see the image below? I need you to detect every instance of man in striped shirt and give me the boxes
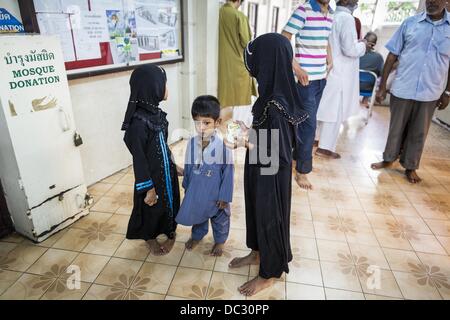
[282,0,334,190]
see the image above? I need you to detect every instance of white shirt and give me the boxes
[317,6,366,123]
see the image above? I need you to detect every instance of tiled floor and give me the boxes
[1,106,450,300]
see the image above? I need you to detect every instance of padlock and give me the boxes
[74,132,83,147]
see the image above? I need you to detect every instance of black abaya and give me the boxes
[244,102,297,279]
[124,108,180,241]
[121,65,180,241]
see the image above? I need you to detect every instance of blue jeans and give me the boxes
[296,79,327,174]
[191,207,230,244]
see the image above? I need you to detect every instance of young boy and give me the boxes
[176,95,234,256]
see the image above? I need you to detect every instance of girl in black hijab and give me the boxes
[122,64,180,256]
[228,33,308,296]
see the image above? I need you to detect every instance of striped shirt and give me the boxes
[283,0,334,81]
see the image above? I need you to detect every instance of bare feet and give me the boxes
[229,250,260,268]
[210,243,225,257]
[371,161,393,170]
[185,238,200,251]
[147,240,164,256]
[160,237,176,255]
[238,276,274,296]
[295,173,313,190]
[405,169,422,184]
[315,148,341,159]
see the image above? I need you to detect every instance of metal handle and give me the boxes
[59,108,70,132]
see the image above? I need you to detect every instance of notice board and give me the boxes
[19,0,184,78]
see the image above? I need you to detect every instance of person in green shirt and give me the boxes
[218,0,257,130]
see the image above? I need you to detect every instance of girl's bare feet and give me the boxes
[185,238,200,251]
[315,148,341,159]
[371,160,393,170]
[160,237,176,255]
[238,276,274,296]
[229,250,259,268]
[210,243,225,257]
[405,169,422,184]
[147,240,164,256]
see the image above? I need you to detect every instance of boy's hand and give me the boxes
[224,136,255,150]
[144,188,158,207]
[176,165,184,176]
[216,201,228,210]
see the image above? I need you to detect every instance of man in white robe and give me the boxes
[315,0,371,158]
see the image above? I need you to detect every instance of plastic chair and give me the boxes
[359,69,378,125]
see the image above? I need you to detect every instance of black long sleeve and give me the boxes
[124,120,155,194]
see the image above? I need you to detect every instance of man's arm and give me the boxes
[238,14,252,49]
[282,30,309,86]
[326,41,333,75]
[437,65,450,110]
[376,52,398,103]
[339,17,368,58]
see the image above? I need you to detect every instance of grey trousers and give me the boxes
[383,95,437,170]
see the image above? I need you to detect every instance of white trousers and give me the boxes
[318,104,343,152]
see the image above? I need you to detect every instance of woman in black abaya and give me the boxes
[228,33,308,296]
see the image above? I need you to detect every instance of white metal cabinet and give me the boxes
[0,35,90,242]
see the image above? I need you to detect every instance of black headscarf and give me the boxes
[244,33,308,125]
[121,64,167,131]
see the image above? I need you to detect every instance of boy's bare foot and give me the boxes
[185,238,200,251]
[315,148,341,159]
[238,276,274,296]
[295,173,313,190]
[210,243,225,257]
[371,161,393,170]
[405,169,422,184]
[147,240,164,256]
[229,250,259,268]
[160,237,176,255]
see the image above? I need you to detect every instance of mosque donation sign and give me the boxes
[0,35,89,242]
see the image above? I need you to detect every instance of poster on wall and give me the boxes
[70,11,109,60]
[36,13,76,62]
[0,7,24,33]
[32,0,182,75]
[106,8,138,64]
[135,0,179,55]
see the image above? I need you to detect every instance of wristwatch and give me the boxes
[444,90,450,97]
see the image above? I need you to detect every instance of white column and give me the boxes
[417,0,425,12]
[178,0,220,136]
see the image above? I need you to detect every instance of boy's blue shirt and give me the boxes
[176,131,234,226]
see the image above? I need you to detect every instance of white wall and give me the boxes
[242,0,292,35]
